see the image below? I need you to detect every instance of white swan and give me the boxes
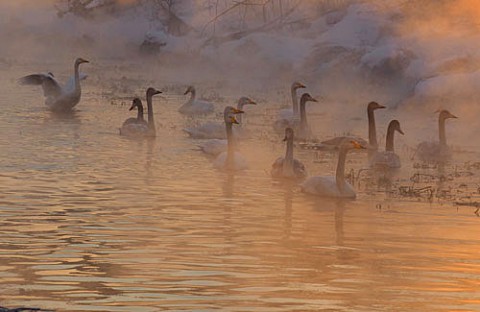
[119,87,162,138]
[296,93,318,141]
[320,101,385,153]
[19,58,89,112]
[179,86,214,116]
[213,106,248,171]
[301,140,365,199]
[271,127,307,179]
[370,120,404,169]
[273,81,306,133]
[416,110,457,163]
[119,98,148,136]
[185,97,256,139]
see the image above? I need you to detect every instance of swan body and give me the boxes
[320,101,385,152]
[20,58,89,112]
[417,110,457,164]
[301,140,365,199]
[185,97,256,139]
[119,87,162,138]
[213,106,248,171]
[271,128,307,179]
[273,82,306,134]
[120,98,149,136]
[370,120,404,169]
[199,139,228,157]
[179,86,214,116]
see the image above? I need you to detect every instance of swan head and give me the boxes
[129,98,142,111]
[237,97,256,109]
[224,106,244,124]
[75,58,89,66]
[300,93,317,104]
[438,109,457,120]
[367,101,386,111]
[283,127,294,141]
[184,86,195,95]
[389,119,404,135]
[292,81,306,90]
[146,87,162,97]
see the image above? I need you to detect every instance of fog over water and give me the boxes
[1,1,480,311]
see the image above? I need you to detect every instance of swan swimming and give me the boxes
[185,97,256,140]
[320,101,385,153]
[120,98,148,136]
[19,58,89,112]
[271,127,307,179]
[213,106,248,171]
[273,81,306,133]
[119,87,162,138]
[179,86,214,116]
[370,120,404,169]
[416,110,457,164]
[301,140,365,199]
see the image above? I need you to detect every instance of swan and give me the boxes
[185,97,256,139]
[416,110,457,163]
[19,58,89,112]
[119,98,148,136]
[179,86,214,116]
[301,140,365,199]
[320,101,385,152]
[271,127,307,179]
[296,93,318,141]
[370,120,404,169]
[119,87,162,138]
[213,106,248,171]
[273,81,306,133]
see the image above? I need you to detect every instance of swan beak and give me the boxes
[299,83,306,88]
[129,104,135,111]
[378,104,386,109]
[311,97,318,102]
[80,59,89,64]
[450,113,458,119]
[398,128,405,135]
[351,140,366,149]
[154,90,162,95]
[249,99,257,105]
[230,116,239,124]
[233,108,244,114]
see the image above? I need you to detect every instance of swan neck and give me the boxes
[385,125,396,152]
[291,88,299,115]
[137,105,144,121]
[336,147,348,193]
[439,117,447,146]
[299,98,308,129]
[368,107,377,148]
[236,103,244,124]
[147,95,155,135]
[285,137,294,164]
[74,62,80,90]
[189,89,196,101]
[226,122,234,169]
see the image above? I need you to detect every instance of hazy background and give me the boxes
[1,0,479,147]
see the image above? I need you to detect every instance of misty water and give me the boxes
[0,59,480,312]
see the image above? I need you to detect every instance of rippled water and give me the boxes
[1,61,480,312]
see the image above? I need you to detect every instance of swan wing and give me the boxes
[19,73,62,98]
